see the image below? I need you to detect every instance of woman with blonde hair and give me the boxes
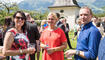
[40,12,67,60]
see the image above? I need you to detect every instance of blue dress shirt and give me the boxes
[98,37,105,60]
[75,22,102,60]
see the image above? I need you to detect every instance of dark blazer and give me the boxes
[26,22,40,43]
[26,21,40,60]
[56,21,65,33]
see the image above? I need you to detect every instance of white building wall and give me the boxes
[49,7,80,30]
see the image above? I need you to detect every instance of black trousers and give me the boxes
[0,38,3,46]
[30,54,35,60]
[30,44,37,60]
[65,33,72,49]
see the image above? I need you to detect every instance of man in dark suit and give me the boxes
[56,13,65,32]
[26,21,40,60]
[61,18,72,49]
[25,13,40,60]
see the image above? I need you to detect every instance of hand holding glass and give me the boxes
[67,54,72,60]
[28,43,35,48]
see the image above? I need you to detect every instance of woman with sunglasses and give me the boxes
[2,11,35,60]
[40,12,67,60]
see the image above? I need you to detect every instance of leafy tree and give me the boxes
[93,6,105,17]
[0,2,19,25]
[0,2,49,26]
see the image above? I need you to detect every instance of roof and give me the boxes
[49,0,80,8]
[48,5,80,8]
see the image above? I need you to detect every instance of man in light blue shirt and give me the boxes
[98,37,105,60]
[65,6,101,60]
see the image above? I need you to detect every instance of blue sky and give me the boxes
[1,0,105,11]
[77,0,96,4]
[0,0,24,4]
[1,0,105,5]
[0,0,98,4]
[0,0,54,3]
[1,0,105,13]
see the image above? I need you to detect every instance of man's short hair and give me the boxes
[56,13,60,19]
[81,6,93,15]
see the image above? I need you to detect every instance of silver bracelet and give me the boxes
[76,50,80,55]
[27,48,29,52]
[19,49,23,53]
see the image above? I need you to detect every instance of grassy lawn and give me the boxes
[64,30,77,60]
[36,30,77,60]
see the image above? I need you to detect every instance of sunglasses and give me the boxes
[30,21,34,23]
[15,16,25,20]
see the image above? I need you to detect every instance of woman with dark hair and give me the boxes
[2,11,35,60]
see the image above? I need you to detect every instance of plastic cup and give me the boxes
[67,57,72,60]
[28,43,35,48]
[0,46,3,53]
[67,55,72,60]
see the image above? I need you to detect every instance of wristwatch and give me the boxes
[76,50,80,55]
[53,48,57,51]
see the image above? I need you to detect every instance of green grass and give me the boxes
[69,30,77,48]
[64,31,77,60]
[36,31,77,60]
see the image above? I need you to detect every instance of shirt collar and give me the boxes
[81,21,93,31]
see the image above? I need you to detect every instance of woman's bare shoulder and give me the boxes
[7,28,16,32]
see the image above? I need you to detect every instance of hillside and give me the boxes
[18,0,105,13]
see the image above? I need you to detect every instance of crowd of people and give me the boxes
[0,6,105,60]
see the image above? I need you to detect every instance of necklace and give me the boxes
[47,26,57,31]
[15,27,23,33]
[47,27,57,36]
